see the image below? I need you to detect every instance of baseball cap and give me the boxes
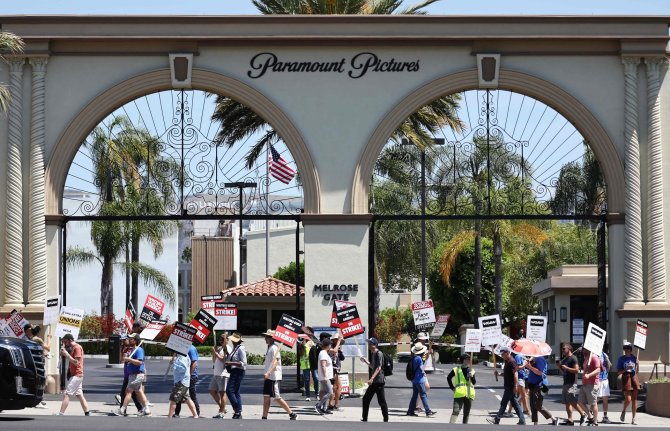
[366,337,379,346]
[498,346,512,354]
[623,342,633,349]
[62,334,74,341]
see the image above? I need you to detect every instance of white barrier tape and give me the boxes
[377,342,464,347]
[75,338,166,345]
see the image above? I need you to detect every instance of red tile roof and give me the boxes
[222,277,305,297]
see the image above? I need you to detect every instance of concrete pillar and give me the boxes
[608,222,625,352]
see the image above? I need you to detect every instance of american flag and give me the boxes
[268,145,296,184]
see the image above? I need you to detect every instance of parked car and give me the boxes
[0,336,46,410]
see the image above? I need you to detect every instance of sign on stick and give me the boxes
[330,300,355,328]
[273,314,304,348]
[583,322,606,355]
[412,300,436,331]
[526,315,548,342]
[213,303,238,330]
[478,314,502,347]
[139,319,167,340]
[336,305,365,339]
[55,307,84,339]
[633,319,648,350]
[138,295,165,326]
[189,309,217,343]
[431,314,450,339]
[465,329,482,353]
[166,322,196,356]
[43,296,60,326]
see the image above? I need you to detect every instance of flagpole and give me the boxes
[265,142,270,277]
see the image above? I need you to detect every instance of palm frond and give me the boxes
[439,230,475,286]
[119,261,176,306]
[0,85,10,113]
[0,32,25,61]
[66,247,102,267]
[397,0,441,15]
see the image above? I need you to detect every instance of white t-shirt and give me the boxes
[213,345,230,377]
[264,344,282,381]
[318,349,333,381]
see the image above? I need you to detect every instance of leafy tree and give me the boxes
[0,32,24,112]
[272,261,305,287]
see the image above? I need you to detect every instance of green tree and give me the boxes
[272,261,305,287]
[0,32,24,112]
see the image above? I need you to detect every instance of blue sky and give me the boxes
[2,0,668,15]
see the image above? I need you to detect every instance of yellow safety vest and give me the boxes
[299,345,311,370]
[453,366,476,400]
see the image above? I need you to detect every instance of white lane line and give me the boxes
[488,389,496,393]
[495,395,502,401]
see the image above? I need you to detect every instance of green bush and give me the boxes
[144,343,170,357]
[196,346,212,357]
[247,353,264,365]
[280,350,296,365]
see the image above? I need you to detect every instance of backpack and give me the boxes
[308,345,320,370]
[382,351,394,376]
[405,359,415,381]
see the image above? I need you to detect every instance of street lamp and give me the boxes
[400,137,445,300]
[225,181,257,285]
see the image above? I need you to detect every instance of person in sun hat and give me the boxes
[360,337,389,422]
[260,329,297,420]
[225,332,247,419]
[406,342,436,418]
[487,346,526,425]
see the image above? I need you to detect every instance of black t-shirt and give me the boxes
[503,356,518,389]
[561,354,578,385]
[371,350,385,384]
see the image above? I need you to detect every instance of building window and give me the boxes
[238,310,267,335]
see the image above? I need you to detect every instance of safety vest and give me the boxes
[299,345,311,370]
[453,366,476,400]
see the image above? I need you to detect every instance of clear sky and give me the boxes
[2,0,668,15]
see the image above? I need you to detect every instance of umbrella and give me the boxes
[510,339,552,357]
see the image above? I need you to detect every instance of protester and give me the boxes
[413,332,433,413]
[298,338,315,401]
[115,336,143,414]
[577,347,602,426]
[112,334,151,416]
[225,332,247,419]
[168,353,199,419]
[209,332,230,418]
[360,337,389,422]
[24,324,50,409]
[328,336,345,412]
[617,343,640,425]
[315,338,334,415]
[261,329,298,420]
[307,331,322,401]
[406,342,436,417]
[507,352,529,417]
[54,334,90,416]
[174,343,200,417]
[599,349,613,424]
[488,346,525,425]
[525,355,558,425]
[447,354,476,424]
[556,342,587,425]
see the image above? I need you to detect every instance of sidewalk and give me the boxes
[8,400,670,427]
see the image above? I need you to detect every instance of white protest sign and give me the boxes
[411,300,436,331]
[140,319,167,341]
[4,310,29,338]
[431,314,450,339]
[465,328,482,353]
[526,315,548,342]
[478,314,502,347]
[43,296,61,326]
[0,319,13,337]
[583,322,606,355]
[54,307,84,339]
[213,303,238,330]
[166,322,196,356]
[633,319,648,350]
[489,334,514,356]
[339,373,351,395]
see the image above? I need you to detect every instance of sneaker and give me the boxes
[486,418,500,425]
[360,419,367,422]
[315,405,323,415]
[53,412,64,416]
[579,415,586,426]
[84,411,90,416]
[35,402,48,409]
[332,407,344,412]
[406,412,418,417]
[262,417,268,420]
[551,418,559,426]
[212,413,224,419]
[517,421,526,425]
[191,416,199,419]
[115,394,121,405]
[415,407,424,413]
[426,410,437,417]
[620,412,625,422]
[503,412,514,418]
[631,419,637,425]
[289,413,298,420]
[305,397,311,401]
[110,408,123,416]
[139,409,152,417]
[172,414,180,418]
[147,403,154,407]
[559,420,574,426]
[601,416,611,424]
[323,409,333,415]
[232,413,242,419]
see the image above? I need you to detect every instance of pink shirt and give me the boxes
[582,353,601,385]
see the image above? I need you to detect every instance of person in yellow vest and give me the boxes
[298,338,316,401]
[447,353,476,424]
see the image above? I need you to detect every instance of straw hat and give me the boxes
[412,342,428,356]
[417,332,429,341]
[229,332,242,343]
[261,329,276,337]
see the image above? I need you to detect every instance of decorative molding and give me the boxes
[476,54,500,89]
[621,56,644,303]
[44,215,67,226]
[28,57,49,306]
[301,214,373,225]
[645,56,667,303]
[169,53,193,89]
[606,212,625,226]
[5,58,25,306]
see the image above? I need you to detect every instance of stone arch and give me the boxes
[45,68,321,215]
[352,69,624,214]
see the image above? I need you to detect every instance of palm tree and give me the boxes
[212,0,456,169]
[0,32,24,112]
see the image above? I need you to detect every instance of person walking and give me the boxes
[448,354,476,424]
[112,334,151,416]
[298,338,315,401]
[578,347,602,426]
[307,332,321,401]
[315,338,334,415]
[360,337,389,422]
[168,353,199,419]
[54,334,90,416]
[328,337,345,412]
[115,336,143,413]
[225,332,247,419]
[507,352,529,417]
[599,349,612,424]
[174,344,200,417]
[406,342,436,417]
[617,343,640,425]
[209,332,230,418]
[488,346,525,425]
[525,355,558,425]
[556,342,587,425]
[24,324,50,409]
[261,329,298,420]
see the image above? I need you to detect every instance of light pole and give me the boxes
[225,181,257,285]
[401,138,444,301]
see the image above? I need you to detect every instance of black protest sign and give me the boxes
[189,309,217,343]
[273,314,303,348]
[336,305,364,338]
[166,322,197,356]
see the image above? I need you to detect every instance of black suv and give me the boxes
[0,336,46,410]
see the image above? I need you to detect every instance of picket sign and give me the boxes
[411,300,436,331]
[430,314,451,339]
[166,322,196,356]
[55,307,85,339]
[273,314,304,348]
[43,296,60,326]
[478,315,502,347]
[138,295,165,326]
[465,329,482,353]
[633,319,648,350]
[583,322,606,356]
[526,315,548,343]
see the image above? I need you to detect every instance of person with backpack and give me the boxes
[360,337,389,422]
[405,342,436,417]
[525,355,558,425]
[599,349,612,424]
[447,354,476,424]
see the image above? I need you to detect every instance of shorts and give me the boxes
[598,379,610,397]
[127,373,145,391]
[65,376,84,396]
[169,383,190,403]
[208,375,228,392]
[579,383,600,406]
[518,379,526,388]
[561,383,579,404]
[263,379,281,399]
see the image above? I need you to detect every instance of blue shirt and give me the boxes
[515,354,528,379]
[617,354,637,375]
[126,346,145,374]
[173,354,191,386]
[527,356,547,385]
[411,355,426,384]
[187,345,199,378]
[599,352,609,380]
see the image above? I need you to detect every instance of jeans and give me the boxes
[317,379,332,411]
[226,368,245,414]
[311,370,319,395]
[408,381,431,413]
[175,375,199,416]
[362,383,388,422]
[528,383,552,423]
[496,387,525,423]
[450,397,472,424]
[302,370,313,397]
[120,375,142,411]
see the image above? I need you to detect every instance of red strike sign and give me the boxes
[144,295,165,314]
[273,314,304,348]
[336,305,364,339]
[330,300,355,328]
[189,309,217,343]
[124,309,134,332]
